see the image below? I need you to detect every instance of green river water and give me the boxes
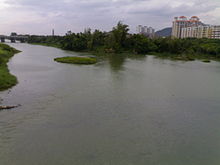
[0,43,220,165]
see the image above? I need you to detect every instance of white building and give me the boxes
[172,16,220,39]
[181,25,211,39]
[136,25,143,34]
[136,25,155,37]
[172,16,203,38]
[211,26,220,39]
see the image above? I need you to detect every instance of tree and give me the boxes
[88,30,106,50]
[107,21,130,52]
[131,34,157,54]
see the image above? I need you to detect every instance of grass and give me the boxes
[202,59,211,63]
[54,56,97,65]
[0,43,20,91]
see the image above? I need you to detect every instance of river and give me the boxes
[0,43,220,165]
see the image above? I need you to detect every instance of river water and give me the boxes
[0,43,220,165]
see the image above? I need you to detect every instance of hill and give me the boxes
[155,27,172,37]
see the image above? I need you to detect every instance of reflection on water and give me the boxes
[108,54,126,71]
[108,53,146,72]
[0,43,220,165]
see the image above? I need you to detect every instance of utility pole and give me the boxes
[52,29,55,36]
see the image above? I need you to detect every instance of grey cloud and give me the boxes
[1,0,220,35]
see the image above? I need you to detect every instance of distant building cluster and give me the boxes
[172,16,220,39]
[136,25,155,38]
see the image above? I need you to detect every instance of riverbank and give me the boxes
[93,48,218,62]
[31,43,61,49]
[27,22,220,62]
[29,42,220,62]
[0,43,20,91]
[150,52,218,62]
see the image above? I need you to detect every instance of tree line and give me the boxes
[28,22,220,59]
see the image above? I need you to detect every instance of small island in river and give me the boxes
[54,56,97,65]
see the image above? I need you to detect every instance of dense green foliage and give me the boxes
[27,22,220,60]
[54,56,97,65]
[0,43,20,91]
[28,35,63,48]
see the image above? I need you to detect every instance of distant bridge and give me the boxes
[0,35,29,43]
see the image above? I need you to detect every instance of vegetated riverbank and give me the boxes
[150,52,215,62]
[33,42,218,63]
[27,22,220,62]
[54,56,97,64]
[0,43,20,91]
[31,42,61,49]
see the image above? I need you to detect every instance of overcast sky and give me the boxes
[0,0,219,35]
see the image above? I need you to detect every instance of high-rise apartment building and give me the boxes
[172,16,220,39]
[181,25,212,39]
[172,16,203,38]
[172,16,188,38]
[136,25,155,37]
[136,25,143,34]
[211,26,220,39]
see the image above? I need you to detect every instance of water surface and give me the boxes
[0,43,220,165]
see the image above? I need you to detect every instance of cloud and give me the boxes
[0,0,219,35]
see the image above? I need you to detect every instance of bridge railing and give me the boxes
[0,35,29,43]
